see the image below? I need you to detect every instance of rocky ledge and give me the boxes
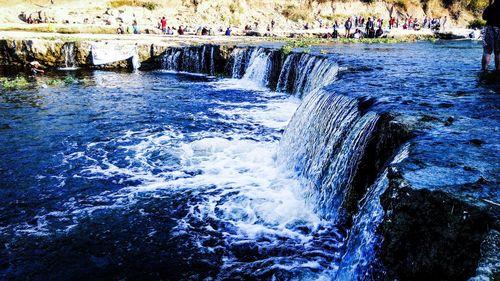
[379,159,499,281]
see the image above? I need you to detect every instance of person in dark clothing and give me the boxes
[177,26,184,35]
[482,0,500,70]
[332,26,339,38]
[344,18,352,38]
[375,26,383,37]
[365,17,374,35]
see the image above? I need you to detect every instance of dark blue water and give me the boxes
[0,40,498,280]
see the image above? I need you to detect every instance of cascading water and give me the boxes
[60,42,77,70]
[277,89,379,222]
[240,48,272,87]
[276,53,339,98]
[231,47,253,78]
[336,144,410,280]
[231,47,407,279]
[161,45,216,75]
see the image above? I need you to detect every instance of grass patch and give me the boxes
[277,35,428,56]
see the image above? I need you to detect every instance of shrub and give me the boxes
[280,45,293,55]
[142,2,159,10]
[109,0,159,10]
[109,0,135,8]
[229,16,241,26]
[229,2,239,13]
[282,5,311,22]
[466,0,489,13]
[394,0,410,10]
[468,18,486,29]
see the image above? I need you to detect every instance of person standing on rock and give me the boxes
[132,20,140,34]
[161,17,167,34]
[482,0,500,71]
[441,16,447,31]
[344,18,352,38]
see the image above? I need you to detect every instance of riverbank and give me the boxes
[0,29,445,71]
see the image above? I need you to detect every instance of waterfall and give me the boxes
[277,89,380,223]
[162,49,181,71]
[276,53,339,98]
[231,48,252,78]
[226,46,408,278]
[336,144,410,280]
[161,45,216,75]
[60,42,77,70]
[209,46,215,76]
[241,48,272,86]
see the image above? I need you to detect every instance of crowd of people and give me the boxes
[329,14,449,39]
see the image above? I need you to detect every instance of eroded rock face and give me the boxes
[0,39,235,71]
[0,39,66,67]
[380,168,498,281]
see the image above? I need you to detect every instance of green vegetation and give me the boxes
[394,0,410,10]
[280,45,293,55]
[0,76,30,90]
[109,0,136,8]
[0,75,78,91]
[109,0,159,10]
[466,0,489,13]
[142,2,159,10]
[282,5,312,22]
[468,18,486,29]
[278,36,421,55]
[63,75,78,84]
[229,1,244,14]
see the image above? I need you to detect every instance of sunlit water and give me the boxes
[0,40,498,280]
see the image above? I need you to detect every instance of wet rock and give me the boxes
[469,230,500,281]
[418,114,441,123]
[464,166,476,171]
[342,113,413,226]
[469,139,484,147]
[380,172,498,281]
[439,102,454,108]
[444,116,455,126]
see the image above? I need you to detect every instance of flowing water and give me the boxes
[59,42,78,71]
[0,40,497,280]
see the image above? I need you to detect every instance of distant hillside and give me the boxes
[0,0,487,29]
